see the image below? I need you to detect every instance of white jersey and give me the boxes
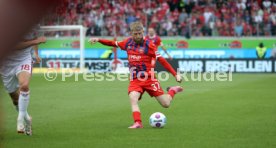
[0,28,38,93]
[2,27,37,66]
[0,49,33,93]
[4,47,32,65]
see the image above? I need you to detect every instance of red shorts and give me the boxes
[128,78,164,98]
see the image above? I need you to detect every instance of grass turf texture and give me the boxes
[1,74,276,148]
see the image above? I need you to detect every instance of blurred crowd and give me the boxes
[42,0,276,37]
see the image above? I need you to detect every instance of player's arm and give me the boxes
[14,37,46,50]
[149,42,181,83]
[89,37,127,50]
[33,44,41,63]
[157,56,182,83]
[89,38,117,47]
[160,42,172,60]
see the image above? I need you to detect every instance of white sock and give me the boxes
[25,112,31,120]
[15,105,30,119]
[18,91,30,121]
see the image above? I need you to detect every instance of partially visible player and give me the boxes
[0,29,46,135]
[89,21,183,129]
[145,27,172,60]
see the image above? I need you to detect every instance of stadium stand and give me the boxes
[41,0,276,37]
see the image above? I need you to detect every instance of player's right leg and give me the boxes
[0,69,25,133]
[1,69,19,110]
[128,91,143,129]
[9,91,24,134]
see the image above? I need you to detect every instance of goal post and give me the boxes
[39,25,85,72]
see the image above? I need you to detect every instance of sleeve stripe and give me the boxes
[156,51,161,59]
[125,38,132,50]
[156,54,162,59]
[144,40,149,54]
[115,41,118,47]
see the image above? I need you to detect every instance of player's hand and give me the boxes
[35,56,41,63]
[89,38,99,44]
[36,37,47,44]
[175,74,182,83]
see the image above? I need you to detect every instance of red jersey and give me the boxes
[145,35,162,47]
[98,37,176,79]
[116,37,160,78]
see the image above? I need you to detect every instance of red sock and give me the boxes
[132,111,142,123]
[168,90,176,98]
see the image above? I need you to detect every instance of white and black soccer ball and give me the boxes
[149,112,166,128]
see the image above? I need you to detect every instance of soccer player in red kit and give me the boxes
[89,22,183,129]
[145,27,172,60]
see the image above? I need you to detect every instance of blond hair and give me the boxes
[130,21,144,32]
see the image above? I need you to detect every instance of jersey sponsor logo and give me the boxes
[129,55,141,60]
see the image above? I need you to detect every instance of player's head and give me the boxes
[259,42,264,48]
[148,27,155,37]
[130,21,144,44]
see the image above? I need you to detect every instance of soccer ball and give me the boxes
[149,112,166,128]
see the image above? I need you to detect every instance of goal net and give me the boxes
[35,25,86,73]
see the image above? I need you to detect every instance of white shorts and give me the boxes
[0,57,32,93]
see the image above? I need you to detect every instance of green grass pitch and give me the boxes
[1,73,276,148]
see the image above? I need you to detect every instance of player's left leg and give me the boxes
[155,86,183,108]
[155,94,172,108]
[9,90,19,111]
[146,78,183,108]
[17,71,32,135]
